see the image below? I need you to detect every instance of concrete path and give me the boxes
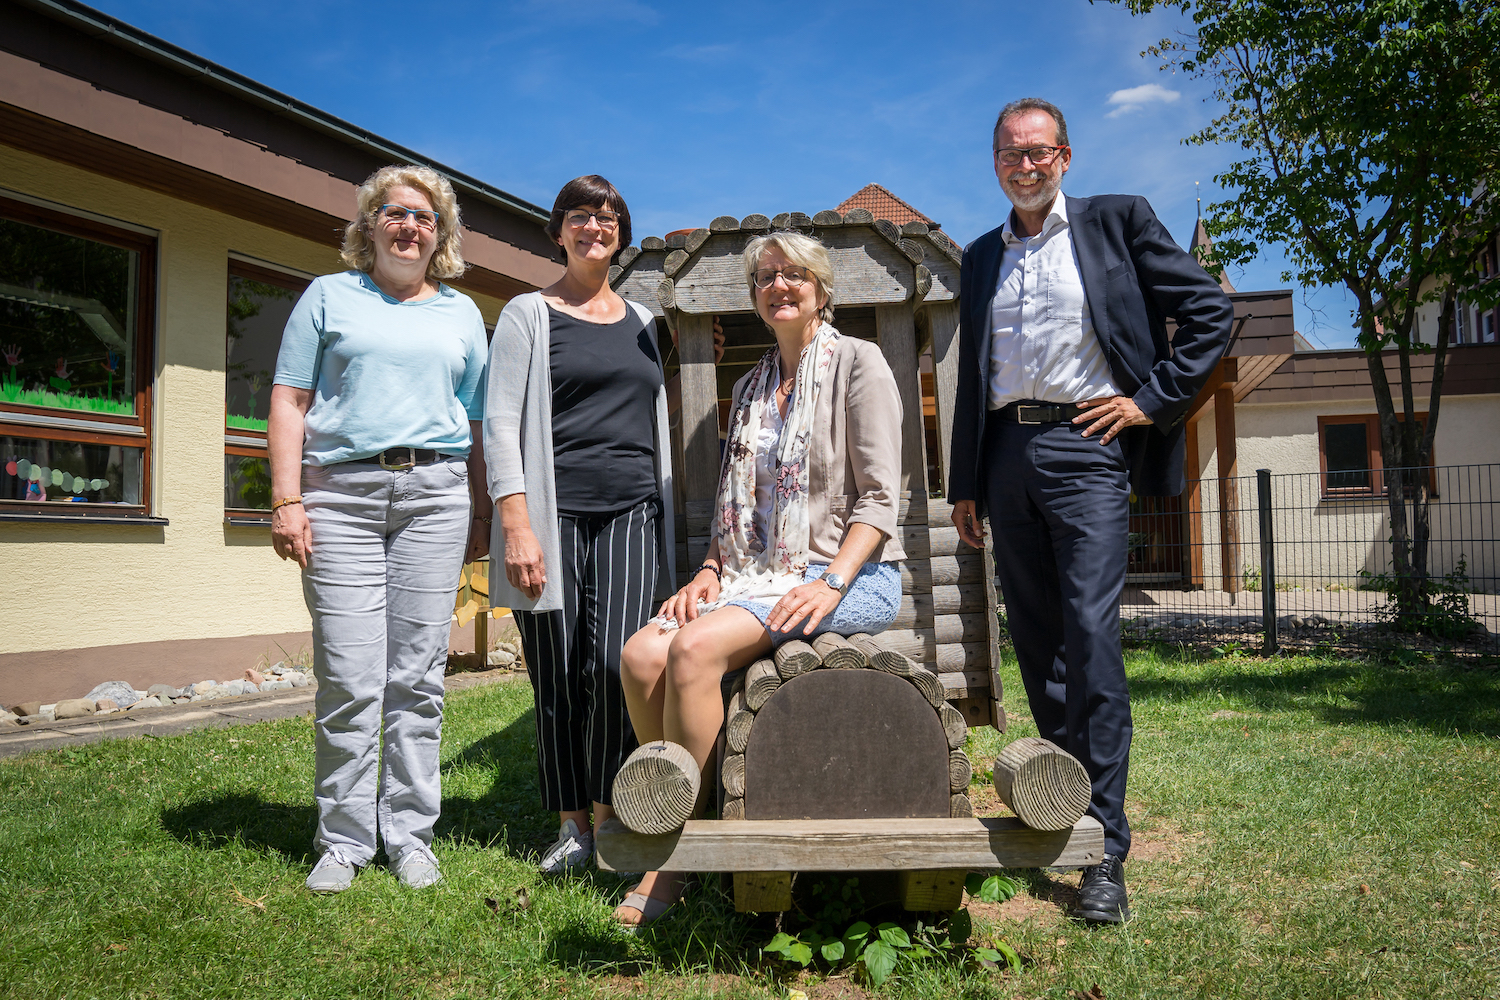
[0,668,522,759]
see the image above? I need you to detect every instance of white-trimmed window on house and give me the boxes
[0,193,156,519]
[224,257,310,521]
[1318,413,1435,499]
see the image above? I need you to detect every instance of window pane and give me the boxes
[1325,422,1370,490]
[226,274,300,431]
[2,436,143,505]
[0,218,137,415]
[224,453,271,510]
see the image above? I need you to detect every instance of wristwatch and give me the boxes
[822,572,848,597]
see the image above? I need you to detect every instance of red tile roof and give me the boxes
[837,183,940,229]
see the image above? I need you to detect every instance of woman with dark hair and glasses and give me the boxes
[483,175,720,875]
[269,164,491,894]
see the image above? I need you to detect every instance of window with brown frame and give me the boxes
[0,194,156,519]
[1318,413,1435,499]
[224,258,311,520]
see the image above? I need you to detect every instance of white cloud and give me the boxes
[1105,83,1181,118]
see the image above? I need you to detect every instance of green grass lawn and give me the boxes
[1,651,1497,999]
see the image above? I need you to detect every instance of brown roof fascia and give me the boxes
[1,0,561,277]
[1244,343,1500,403]
[0,51,559,294]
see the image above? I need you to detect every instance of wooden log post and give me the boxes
[613,740,702,835]
[734,871,792,913]
[725,688,755,754]
[811,633,867,670]
[949,748,973,793]
[897,869,966,912]
[875,303,928,496]
[721,797,745,820]
[992,736,1092,832]
[926,300,961,497]
[1215,386,1242,600]
[679,311,720,569]
[721,752,745,799]
[744,658,781,711]
[938,701,967,750]
[773,639,820,679]
[950,793,973,818]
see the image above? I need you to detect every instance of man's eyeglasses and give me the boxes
[994,145,1067,166]
[378,204,440,230]
[565,210,620,230]
[752,265,812,289]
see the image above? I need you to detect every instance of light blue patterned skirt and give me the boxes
[727,561,901,646]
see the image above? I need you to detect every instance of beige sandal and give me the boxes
[613,879,685,931]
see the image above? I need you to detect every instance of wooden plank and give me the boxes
[982,544,1004,732]
[612,250,667,316]
[745,671,950,820]
[897,555,984,590]
[1183,417,1206,588]
[889,610,991,643]
[952,696,995,729]
[594,815,1107,872]
[897,869,965,911]
[735,871,792,912]
[678,313,722,505]
[926,301,961,496]
[903,524,976,559]
[939,671,992,700]
[876,303,927,495]
[684,498,716,536]
[920,244,960,302]
[669,232,756,314]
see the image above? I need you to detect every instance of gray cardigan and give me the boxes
[483,291,676,613]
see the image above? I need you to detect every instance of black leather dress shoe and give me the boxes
[1071,853,1130,924]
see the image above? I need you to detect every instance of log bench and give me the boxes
[602,634,1101,913]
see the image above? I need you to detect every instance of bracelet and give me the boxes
[271,496,303,512]
[474,514,493,525]
[693,562,722,580]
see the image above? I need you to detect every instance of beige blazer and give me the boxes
[726,335,907,564]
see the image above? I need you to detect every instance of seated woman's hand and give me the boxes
[766,579,842,636]
[503,525,547,600]
[657,568,721,625]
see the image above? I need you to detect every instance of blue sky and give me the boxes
[93,0,1357,346]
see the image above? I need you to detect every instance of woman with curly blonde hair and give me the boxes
[268,164,492,894]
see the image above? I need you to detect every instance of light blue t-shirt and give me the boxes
[273,271,488,466]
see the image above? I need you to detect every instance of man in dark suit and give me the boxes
[949,98,1233,923]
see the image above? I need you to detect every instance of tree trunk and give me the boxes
[1364,340,1421,626]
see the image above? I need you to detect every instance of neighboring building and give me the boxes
[838,184,942,231]
[0,0,561,702]
[1150,224,1500,597]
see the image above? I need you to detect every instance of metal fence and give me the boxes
[1119,463,1500,655]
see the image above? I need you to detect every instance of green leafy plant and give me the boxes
[1358,556,1481,640]
[1243,566,1262,592]
[759,876,1022,987]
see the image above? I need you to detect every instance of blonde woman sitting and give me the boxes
[611,231,907,926]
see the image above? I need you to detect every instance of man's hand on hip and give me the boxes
[952,499,986,549]
[1074,395,1153,445]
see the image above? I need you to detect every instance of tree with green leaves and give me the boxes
[1113,0,1500,631]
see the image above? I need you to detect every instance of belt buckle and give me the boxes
[379,447,417,471]
[1015,405,1049,425]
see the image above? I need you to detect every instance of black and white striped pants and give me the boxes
[513,497,660,812]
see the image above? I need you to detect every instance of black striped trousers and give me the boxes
[513,497,660,812]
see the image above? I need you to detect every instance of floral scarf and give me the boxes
[651,322,841,628]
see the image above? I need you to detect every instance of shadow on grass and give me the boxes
[159,793,319,863]
[436,708,555,861]
[1129,646,1500,737]
[158,711,550,865]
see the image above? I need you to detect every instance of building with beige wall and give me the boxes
[0,0,561,703]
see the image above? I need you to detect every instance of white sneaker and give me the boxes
[306,846,359,893]
[539,819,593,875]
[393,844,442,889]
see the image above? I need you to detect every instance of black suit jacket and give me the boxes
[949,194,1234,508]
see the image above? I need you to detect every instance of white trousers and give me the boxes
[300,457,471,865]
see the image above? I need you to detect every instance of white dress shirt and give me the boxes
[987,192,1119,410]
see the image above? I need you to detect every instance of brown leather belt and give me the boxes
[997,401,1089,425]
[370,448,455,470]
